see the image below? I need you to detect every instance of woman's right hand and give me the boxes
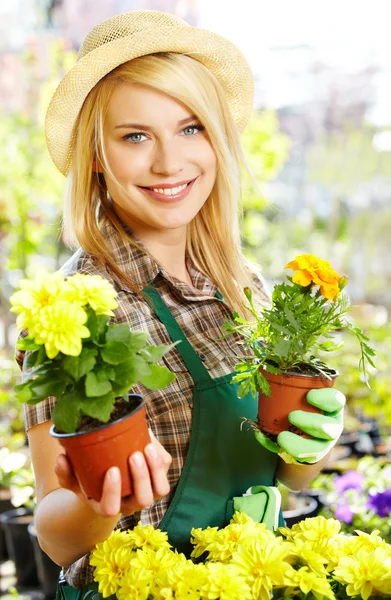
[54,428,172,518]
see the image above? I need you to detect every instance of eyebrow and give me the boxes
[113,115,199,131]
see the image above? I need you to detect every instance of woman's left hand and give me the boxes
[255,388,345,465]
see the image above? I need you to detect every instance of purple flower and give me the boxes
[334,470,365,494]
[367,490,391,518]
[334,502,354,524]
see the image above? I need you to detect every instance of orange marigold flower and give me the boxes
[285,254,341,300]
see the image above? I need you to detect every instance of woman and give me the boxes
[17,10,344,596]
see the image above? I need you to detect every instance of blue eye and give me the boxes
[123,132,146,143]
[182,124,205,136]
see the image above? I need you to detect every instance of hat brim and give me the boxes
[45,26,254,175]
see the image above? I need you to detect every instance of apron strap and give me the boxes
[142,284,214,385]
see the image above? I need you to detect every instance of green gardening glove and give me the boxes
[254,388,345,465]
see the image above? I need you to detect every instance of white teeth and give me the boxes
[151,183,188,195]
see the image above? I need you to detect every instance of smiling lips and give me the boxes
[138,177,197,202]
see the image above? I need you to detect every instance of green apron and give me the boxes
[56,285,283,600]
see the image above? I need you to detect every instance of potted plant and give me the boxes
[85,513,391,599]
[223,254,375,438]
[10,271,177,501]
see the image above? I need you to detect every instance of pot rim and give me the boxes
[50,393,145,439]
[263,367,339,380]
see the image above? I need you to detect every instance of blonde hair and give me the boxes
[64,53,267,316]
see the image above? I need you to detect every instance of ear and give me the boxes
[93,159,103,173]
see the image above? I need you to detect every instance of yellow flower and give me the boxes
[230,538,296,600]
[166,561,207,598]
[285,254,341,300]
[291,539,329,577]
[10,270,66,332]
[90,529,135,598]
[117,568,151,600]
[333,547,391,600]
[33,303,90,358]
[127,520,171,551]
[339,529,389,557]
[63,273,118,315]
[191,526,220,559]
[288,566,336,600]
[280,516,341,544]
[200,562,252,600]
[192,514,273,563]
[130,547,183,594]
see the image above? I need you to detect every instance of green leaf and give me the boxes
[85,370,112,397]
[142,342,179,363]
[62,347,98,382]
[100,340,130,365]
[52,392,82,433]
[14,381,34,403]
[17,338,41,351]
[128,331,149,353]
[273,340,291,359]
[30,372,68,401]
[81,391,115,423]
[111,356,150,395]
[86,311,109,343]
[105,323,132,345]
[24,346,48,369]
[138,364,176,390]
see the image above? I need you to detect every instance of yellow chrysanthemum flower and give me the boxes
[116,567,151,600]
[200,562,252,600]
[191,526,220,559]
[280,516,341,544]
[165,560,207,599]
[192,514,273,563]
[291,539,329,577]
[288,566,336,600]
[333,547,391,600]
[130,547,183,594]
[10,270,66,332]
[285,254,341,300]
[90,529,135,598]
[33,302,90,358]
[230,538,296,600]
[127,521,171,551]
[63,273,118,315]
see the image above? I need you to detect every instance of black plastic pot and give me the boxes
[0,507,39,587]
[28,521,61,599]
[282,494,318,528]
[0,487,13,560]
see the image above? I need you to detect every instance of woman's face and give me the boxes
[101,82,217,236]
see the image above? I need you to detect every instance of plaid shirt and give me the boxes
[16,219,268,589]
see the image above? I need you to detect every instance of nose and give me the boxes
[151,138,184,177]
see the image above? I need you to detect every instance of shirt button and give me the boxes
[199,353,206,361]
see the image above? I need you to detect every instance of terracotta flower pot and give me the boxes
[258,369,338,436]
[50,394,149,501]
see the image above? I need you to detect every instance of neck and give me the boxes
[132,225,192,285]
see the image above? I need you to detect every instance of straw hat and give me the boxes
[45,10,254,176]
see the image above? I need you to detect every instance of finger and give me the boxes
[288,410,344,441]
[54,454,79,492]
[129,452,154,509]
[306,388,346,412]
[278,431,335,463]
[254,429,279,453]
[97,467,122,518]
[144,443,171,498]
[149,429,172,468]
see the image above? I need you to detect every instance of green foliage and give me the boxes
[223,281,375,399]
[15,314,178,434]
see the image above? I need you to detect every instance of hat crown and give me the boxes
[78,10,190,61]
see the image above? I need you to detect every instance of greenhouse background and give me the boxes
[1,0,391,598]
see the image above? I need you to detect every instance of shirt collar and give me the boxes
[100,218,218,300]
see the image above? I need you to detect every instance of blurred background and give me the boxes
[1,1,391,597]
